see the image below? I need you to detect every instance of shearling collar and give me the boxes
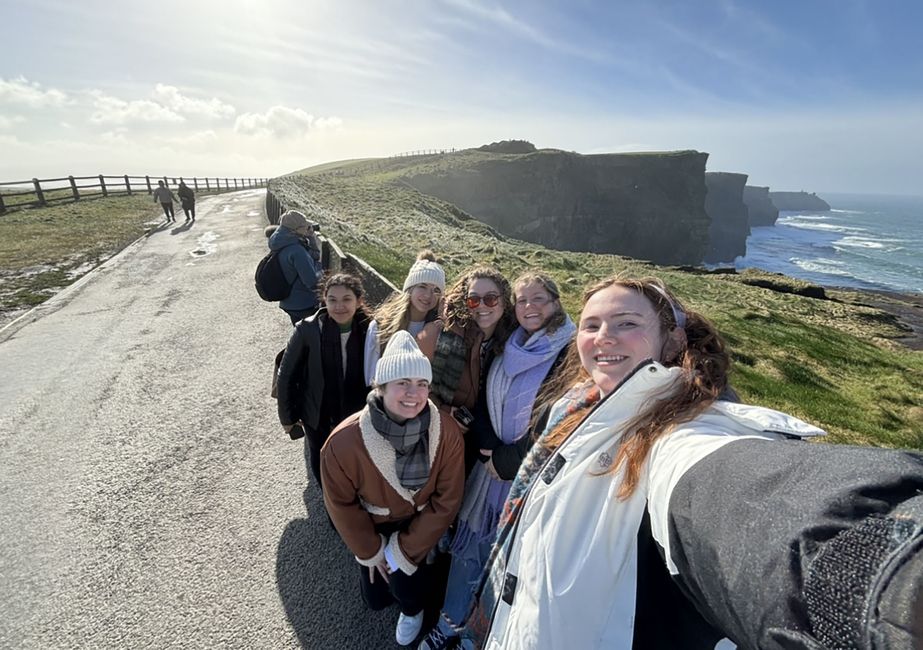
[358,400,442,505]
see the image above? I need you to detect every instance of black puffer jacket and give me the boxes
[276,307,371,435]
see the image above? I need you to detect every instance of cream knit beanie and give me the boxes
[374,330,432,385]
[402,259,446,292]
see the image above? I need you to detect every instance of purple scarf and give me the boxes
[451,317,576,559]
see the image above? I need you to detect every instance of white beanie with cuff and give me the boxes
[374,330,432,385]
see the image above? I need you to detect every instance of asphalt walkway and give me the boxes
[0,189,407,648]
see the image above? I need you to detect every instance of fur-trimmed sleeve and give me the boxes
[321,434,382,563]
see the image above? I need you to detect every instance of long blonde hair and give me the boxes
[540,275,730,499]
[373,250,441,352]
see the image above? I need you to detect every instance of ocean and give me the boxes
[736,193,923,295]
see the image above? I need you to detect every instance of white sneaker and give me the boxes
[396,611,424,646]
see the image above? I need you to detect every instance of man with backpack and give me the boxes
[268,210,320,324]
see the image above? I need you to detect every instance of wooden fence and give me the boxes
[0,174,269,214]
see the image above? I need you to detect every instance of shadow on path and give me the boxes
[276,486,451,649]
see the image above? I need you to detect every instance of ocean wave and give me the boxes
[780,220,867,235]
[834,236,886,250]
[830,209,865,215]
[778,214,830,221]
[791,258,852,277]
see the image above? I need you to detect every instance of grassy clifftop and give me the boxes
[273,153,923,448]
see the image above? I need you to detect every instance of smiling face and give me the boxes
[514,281,558,334]
[381,378,430,423]
[324,284,359,326]
[408,283,442,320]
[577,284,667,396]
[466,277,503,338]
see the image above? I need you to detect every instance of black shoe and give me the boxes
[418,626,458,650]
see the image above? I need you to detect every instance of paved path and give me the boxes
[0,190,406,648]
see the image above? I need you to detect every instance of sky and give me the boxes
[2,0,922,194]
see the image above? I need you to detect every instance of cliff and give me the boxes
[703,172,750,264]
[769,191,831,212]
[743,185,779,227]
[403,149,711,265]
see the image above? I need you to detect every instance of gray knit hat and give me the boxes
[374,330,432,385]
[402,259,446,292]
[280,210,310,233]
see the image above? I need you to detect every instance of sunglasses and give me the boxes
[466,293,501,309]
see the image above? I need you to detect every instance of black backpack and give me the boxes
[254,250,293,301]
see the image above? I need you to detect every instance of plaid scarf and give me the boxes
[366,393,432,491]
[429,328,469,405]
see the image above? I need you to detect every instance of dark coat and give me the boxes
[276,307,371,434]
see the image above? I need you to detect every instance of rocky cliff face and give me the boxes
[743,185,779,227]
[703,172,750,264]
[403,150,711,265]
[769,191,831,211]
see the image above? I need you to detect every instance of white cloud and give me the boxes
[234,105,342,138]
[0,114,26,129]
[89,91,184,125]
[100,127,130,145]
[151,84,236,119]
[0,76,69,107]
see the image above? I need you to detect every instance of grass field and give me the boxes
[0,195,163,318]
[277,154,923,449]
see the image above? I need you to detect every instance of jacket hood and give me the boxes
[268,225,302,251]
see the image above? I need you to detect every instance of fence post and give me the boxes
[69,176,80,201]
[33,178,46,206]
[163,176,168,187]
[146,175,152,194]
[0,192,5,214]
[193,177,198,191]
[205,178,210,191]
[224,178,229,190]
[124,174,132,195]
[99,175,108,197]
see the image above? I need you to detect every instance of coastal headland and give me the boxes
[273,146,922,449]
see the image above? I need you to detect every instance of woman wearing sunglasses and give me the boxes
[418,273,576,650]
[365,250,446,384]
[417,266,517,474]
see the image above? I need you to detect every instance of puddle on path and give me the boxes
[189,231,220,257]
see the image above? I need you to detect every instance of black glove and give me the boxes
[288,423,305,440]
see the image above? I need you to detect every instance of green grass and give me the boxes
[269,159,923,450]
[0,195,163,315]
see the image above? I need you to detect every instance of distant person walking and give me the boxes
[269,210,320,325]
[177,180,195,222]
[152,180,176,222]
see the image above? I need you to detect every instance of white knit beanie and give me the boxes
[402,259,446,292]
[374,330,432,385]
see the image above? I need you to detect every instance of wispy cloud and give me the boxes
[234,106,342,139]
[0,76,69,107]
[89,90,184,125]
[441,0,612,64]
[0,114,26,129]
[151,84,236,119]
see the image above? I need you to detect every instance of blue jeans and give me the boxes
[438,538,493,635]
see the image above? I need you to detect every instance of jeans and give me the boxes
[160,202,174,219]
[438,538,493,635]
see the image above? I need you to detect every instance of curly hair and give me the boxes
[442,265,517,355]
[512,272,567,334]
[320,273,364,301]
[540,275,731,499]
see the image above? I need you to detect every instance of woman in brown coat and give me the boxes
[321,330,465,646]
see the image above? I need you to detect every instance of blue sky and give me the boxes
[1,0,921,193]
